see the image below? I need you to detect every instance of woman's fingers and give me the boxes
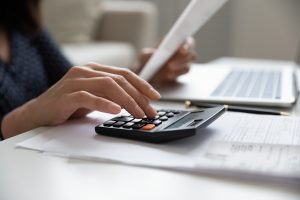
[85,63,161,100]
[159,37,196,82]
[110,75,157,117]
[90,73,157,117]
[166,64,191,81]
[63,68,157,118]
[67,91,122,115]
[67,77,149,118]
[172,48,197,64]
[174,37,196,57]
[99,79,146,118]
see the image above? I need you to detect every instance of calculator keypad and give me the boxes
[96,106,226,143]
[102,109,182,130]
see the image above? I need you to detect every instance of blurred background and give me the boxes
[42,0,300,67]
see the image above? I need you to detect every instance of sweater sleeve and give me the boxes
[0,67,34,141]
[0,67,12,140]
[0,65,4,140]
[32,30,73,86]
[0,30,73,140]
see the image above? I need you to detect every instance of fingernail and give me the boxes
[108,103,121,114]
[150,88,161,99]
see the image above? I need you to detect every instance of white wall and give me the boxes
[109,0,300,62]
[230,0,300,61]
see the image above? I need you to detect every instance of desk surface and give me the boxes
[1,60,300,200]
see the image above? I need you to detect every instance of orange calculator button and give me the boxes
[143,124,156,131]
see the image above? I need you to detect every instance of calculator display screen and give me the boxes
[165,113,201,130]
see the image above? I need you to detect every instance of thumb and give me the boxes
[140,47,156,66]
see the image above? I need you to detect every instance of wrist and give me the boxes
[1,98,41,139]
[23,98,43,128]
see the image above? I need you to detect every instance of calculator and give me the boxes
[95,106,225,143]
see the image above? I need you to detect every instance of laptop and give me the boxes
[155,47,300,108]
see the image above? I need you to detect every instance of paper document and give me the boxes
[139,0,228,81]
[17,112,300,182]
[214,112,300,145]
[198,142,300,179]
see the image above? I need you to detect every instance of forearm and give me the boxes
[1,99,39,139]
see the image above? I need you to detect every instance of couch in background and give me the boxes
[42,0,158,68]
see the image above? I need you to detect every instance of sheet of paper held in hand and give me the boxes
[139,0,228,81]
[17,112,300,183]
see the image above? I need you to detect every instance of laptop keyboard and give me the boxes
[211,70,282,99]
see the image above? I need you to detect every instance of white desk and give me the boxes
[0,99,300,200]
[2,56,300,200]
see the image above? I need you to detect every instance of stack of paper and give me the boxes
[17,111,300,183]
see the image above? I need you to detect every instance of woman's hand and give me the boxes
[1,63,161,138]
[138,37,197,84]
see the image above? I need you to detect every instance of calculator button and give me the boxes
[170,110,180,114]
[143,124,156,131]
[121,113,131,117]
[123,122,134,128]
[113,121,126,127]
[153,115,159,120]
[132,119,142,123]
[159,116,168,121]
[118,117,134,122]
[158,111,166,116]
[160,109,178,113]
[159,109,170,111]
[166,112,174,118]
[153,120,162,126]
[132,123,144,129]
[111,116,133,122]
[111,116,122,121]
[103,121,116,127]
[141,119,154,124]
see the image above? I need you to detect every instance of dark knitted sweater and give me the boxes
[0,30,72,139]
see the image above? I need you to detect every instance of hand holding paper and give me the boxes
[139,0,228,81]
